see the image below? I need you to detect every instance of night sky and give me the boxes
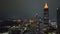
[0,0,59,20]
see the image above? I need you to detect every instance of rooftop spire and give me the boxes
[44,3,48,9]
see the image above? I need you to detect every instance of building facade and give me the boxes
[57,7,60,33]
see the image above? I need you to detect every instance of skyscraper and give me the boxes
[57,7,60,33]
[43,3,49,25]
[43,3,49,33]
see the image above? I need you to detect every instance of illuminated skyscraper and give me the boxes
[43,3,49,33]
[43,3,49,24]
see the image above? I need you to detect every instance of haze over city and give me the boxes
[0,0,59,20]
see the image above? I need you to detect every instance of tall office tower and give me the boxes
[57,7,60,33]
[43,3,49,33]
[43,3,49,25]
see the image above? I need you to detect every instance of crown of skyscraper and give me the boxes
[44,3,48,9]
